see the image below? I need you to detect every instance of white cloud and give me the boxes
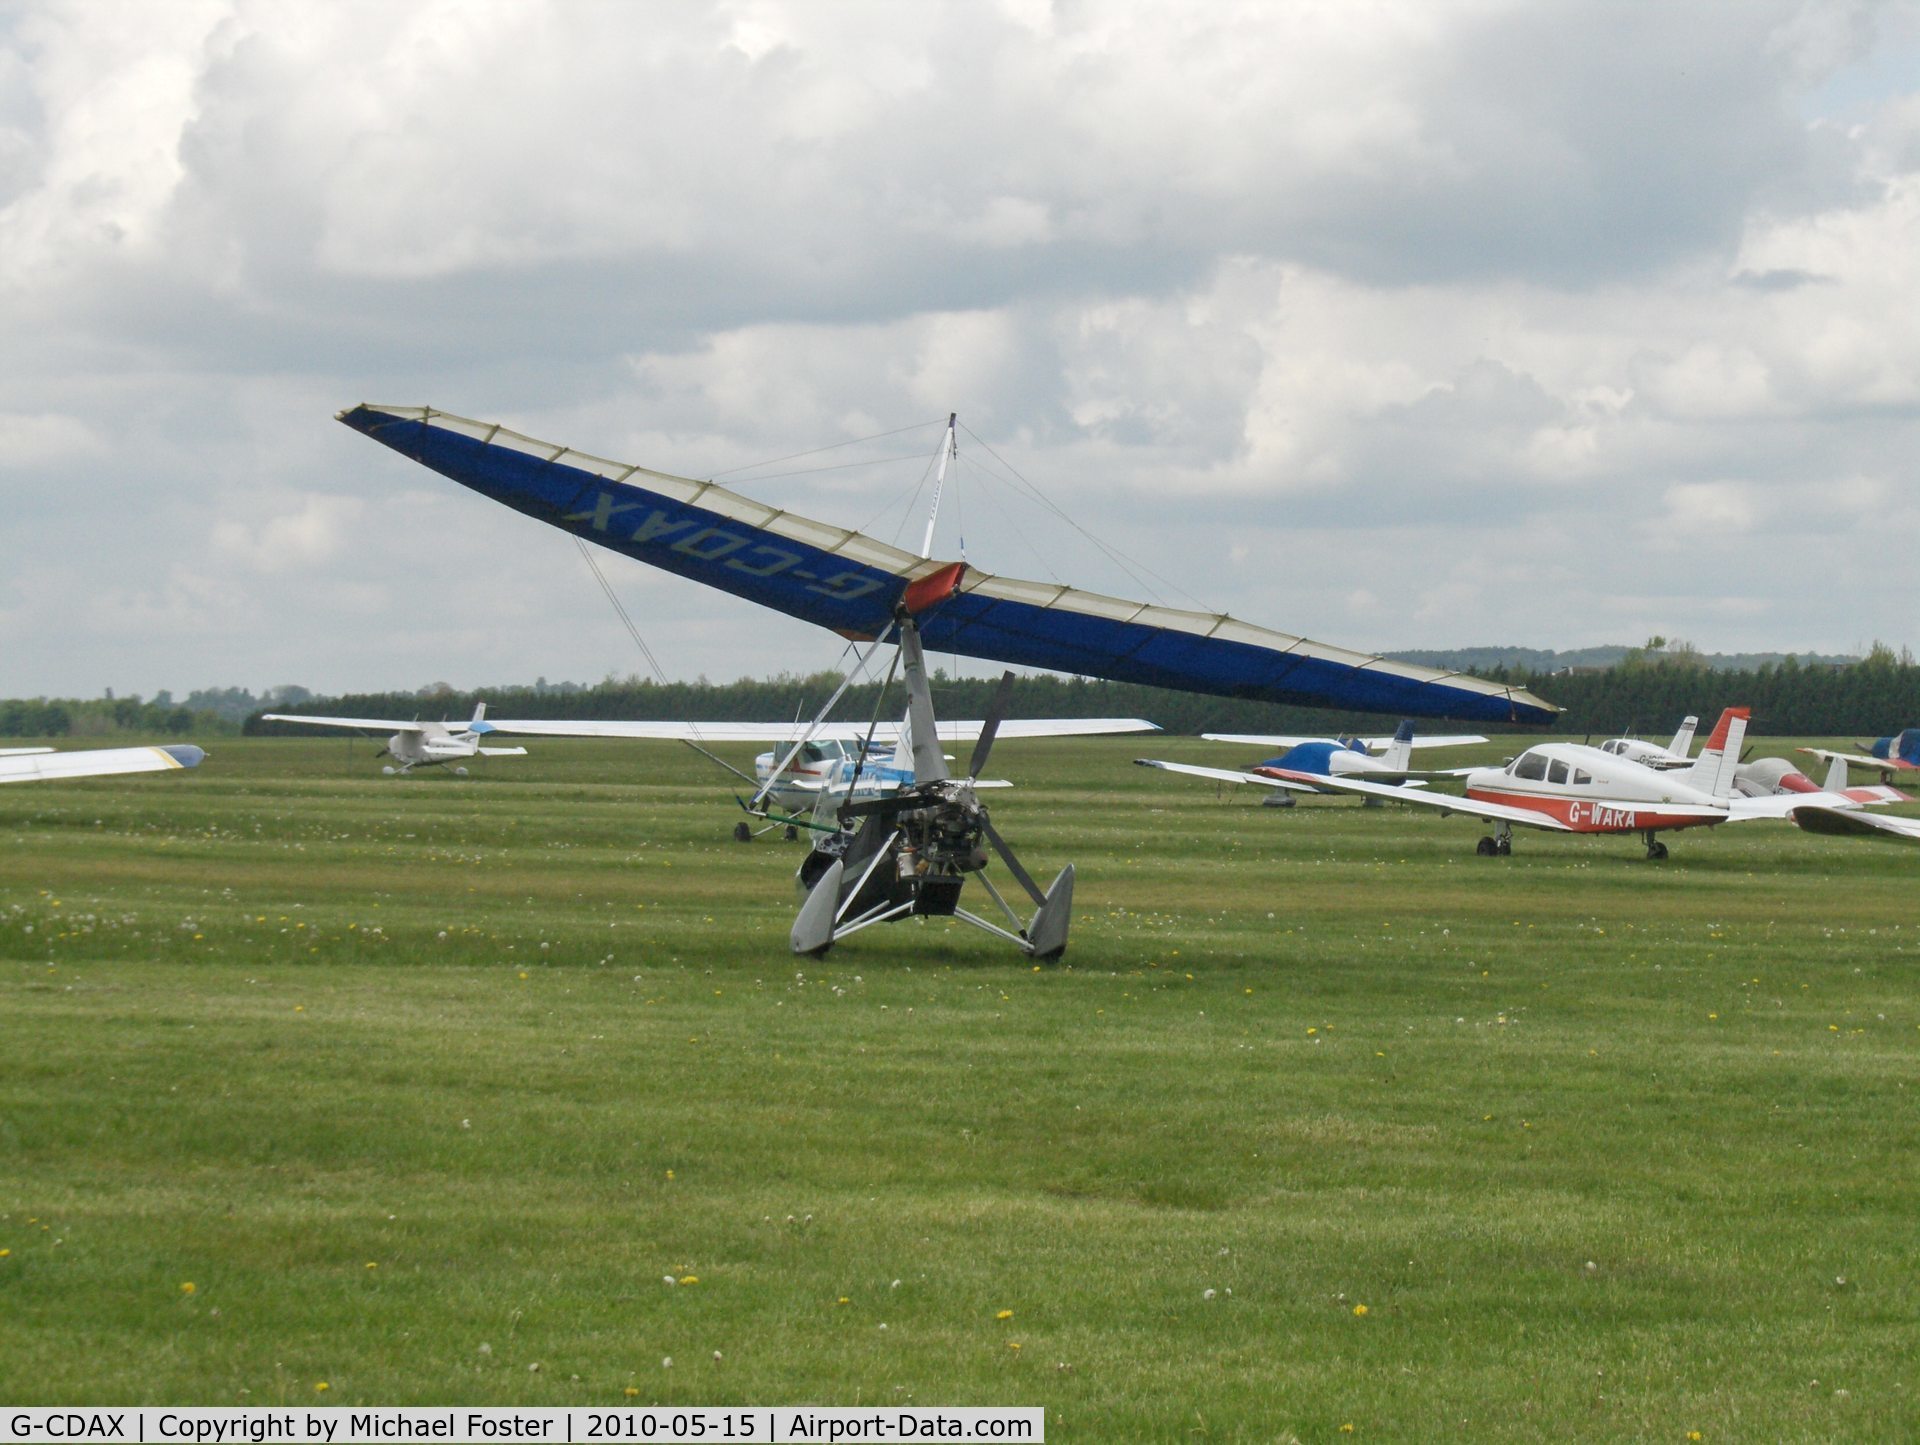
[1,0,1917,697]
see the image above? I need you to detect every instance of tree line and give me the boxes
[245,651,1920,741]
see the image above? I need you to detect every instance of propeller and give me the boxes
[967,672,1017,780]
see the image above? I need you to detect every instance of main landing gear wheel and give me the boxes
[1476,836,1498,856]
[784,825,800,842]
[733,821,753,843]
[1645,838,1669,860]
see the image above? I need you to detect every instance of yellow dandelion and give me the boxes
[665,1170,674,1180]
[1687,1434,1701,1443]
[623,1388,639,1398]
[365,1262,378,1270]
[1307,1027,1318,1035]
[996,1309,1013,1320]
[1352,1303,1368,1317]
[315,1383,330,1393]
[678,1275,698,1285]
[837,1296,850,1306]
[180,1282,196,1295]
[0,1249,9,1259]
[1007,1341,1021,1351]
[1340,1426,1355,1435]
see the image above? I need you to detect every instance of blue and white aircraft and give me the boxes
[1800,727,1920,783]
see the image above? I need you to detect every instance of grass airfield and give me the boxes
[1,734,1916,1440]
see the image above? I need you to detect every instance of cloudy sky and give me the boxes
[4,0,1917,702]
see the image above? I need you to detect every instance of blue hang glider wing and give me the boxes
[337,405,1558,726]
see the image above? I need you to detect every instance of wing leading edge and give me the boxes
[337,405,1559,726]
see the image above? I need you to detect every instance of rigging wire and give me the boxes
[707,419,945,480]
[958,422,1220,615]
[570,536,707,747]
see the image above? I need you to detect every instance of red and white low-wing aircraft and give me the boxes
[1139,709,1897,859]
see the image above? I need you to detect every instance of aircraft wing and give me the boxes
[1200,732,1488,749]
[338,406,1560,726]
[1137,758,1569,822]
[1799,747,1912,774]
[1788,806,1920,843]
[474,746,529,757]
[1141,758,1592,830]
[0,744,205,784]
[261,713,437,734]
[1725,792,1900,822]
[478,717,1158,742]
[1132,758,1322,792]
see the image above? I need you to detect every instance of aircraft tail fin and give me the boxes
[1822,753,1849,792]
[889,711,917,775]
[1668,714,1699,757]
[467,700,493,735]
[1380,720,1416,772]
[1681,707,1749,798]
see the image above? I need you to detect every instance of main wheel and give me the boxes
[1647,839,1669,860]
[733,821,752,843]
[1475,836,1497,856]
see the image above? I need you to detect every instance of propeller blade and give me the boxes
[980,816,1047,907]
[968,672,1017,779]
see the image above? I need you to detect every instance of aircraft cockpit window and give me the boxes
[1573,769,1592,786]
[1548,760,1570,785]
[1601,740,1622,755]
[1513,751,1549,781]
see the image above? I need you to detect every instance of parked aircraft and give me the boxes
[1139,709,1894,859]
[509,713,1154,839]
[259,703,527,775]
[1597,715,1697,769]
[0,744,205,784]
[1146,720,1484,805]
[1800,728,1920,782]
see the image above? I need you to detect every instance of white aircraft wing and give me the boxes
[261,713,439,734]
[0,744,206,784]
[1136,759,1589,829]
[1137,758,1561,823]
[1788,806,1920,843]
[1725,792,1901,822]
[1200,732,1487,749]
[1133,758,1322,792]
[1799,747,1912,774]
[480,717,1158,742]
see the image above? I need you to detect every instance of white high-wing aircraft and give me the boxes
[1139,709,1896,859]
[0,743,205,784]
[260,703,527,775]
[262,702,1154,788]
[484,713,1157,831]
